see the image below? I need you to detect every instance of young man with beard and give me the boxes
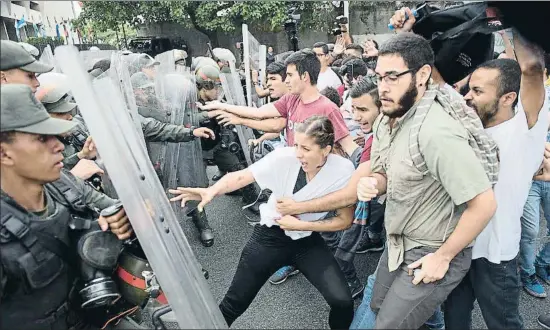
[357,32,498,329]
[444,31,548,329]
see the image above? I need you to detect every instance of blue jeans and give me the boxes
[350,273,445,329]
[519,180,550,278]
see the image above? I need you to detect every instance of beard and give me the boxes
[382,78,418,119]
[466,99,499,127]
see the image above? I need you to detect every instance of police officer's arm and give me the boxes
[139,115,195,143]
[62,152,81,170]
[60,169,117,211]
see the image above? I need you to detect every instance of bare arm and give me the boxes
[434,188,496,261]
[337,135,360,157]
[513,29,546,129]
[239,117,286,133]
[298,206,355,232]
[223,102,281,119]
[210,169,256,197]
[284,161,372,214]
[255,85,271,98]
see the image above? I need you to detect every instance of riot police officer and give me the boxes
[0,84,134,329]
[0,40,53,93]
[194,64,262,215]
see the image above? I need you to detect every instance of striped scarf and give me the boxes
[409,83,500,185]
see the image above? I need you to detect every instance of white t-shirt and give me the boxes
[472,92,549,263]
[317,68,342,91]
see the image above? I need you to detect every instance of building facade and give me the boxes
[0,0,80,43]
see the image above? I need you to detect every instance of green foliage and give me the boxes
[77,1,336,35]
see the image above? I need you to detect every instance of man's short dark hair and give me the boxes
[475,59,521,107]
[284,49,321,85]
[266,61,287,81]
[349,76,381,108]
[346,43,364,54]
[378,32,434,70]
[313,42,329,55]
[339,58,369,78]
[320,87,341,107]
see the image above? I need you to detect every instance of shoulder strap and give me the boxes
[409,86,438,175]
[46,170,88,212]
[0,199,76,268]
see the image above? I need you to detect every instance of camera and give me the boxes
[336,15,348,25]
[331,16,348,36]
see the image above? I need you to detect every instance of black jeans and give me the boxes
[444,256,523,330]
[219,225,354,329]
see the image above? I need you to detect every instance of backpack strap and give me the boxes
[46,170,88,213]
[409,86,438,176]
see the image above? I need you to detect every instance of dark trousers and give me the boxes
[371,246,472,329]
[219,225,354,329]
[444,256,523,330]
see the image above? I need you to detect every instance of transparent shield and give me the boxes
[79,49,115,72]
[220,63,257,166]
[242,24,262,108]
[54,46,227,329]
[39,45,61,73]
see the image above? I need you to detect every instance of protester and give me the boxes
[313,42,344,91]
[169,116,355,329]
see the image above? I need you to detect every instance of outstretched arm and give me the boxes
[209,169,256,197]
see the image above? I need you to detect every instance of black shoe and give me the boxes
[348,278,364,299]
[539,314,550,330]
[356,236,385,254]
[202,268,209,280]
[191,209,214,247]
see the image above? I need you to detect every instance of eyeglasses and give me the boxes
[372,68,417,86]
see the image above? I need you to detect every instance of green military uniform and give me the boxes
[0,84,136,330]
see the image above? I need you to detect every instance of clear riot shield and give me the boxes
[54,46,227,329]
[39,45,61,73]
[220,61,257,166]
[79,49,115,71]
[258,45,267,107]
[242,24,265,108]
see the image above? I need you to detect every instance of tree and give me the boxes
[75,1,337,47]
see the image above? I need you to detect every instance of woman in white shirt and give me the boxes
[170,115,355,329]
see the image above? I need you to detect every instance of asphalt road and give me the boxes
[173,167,550,329]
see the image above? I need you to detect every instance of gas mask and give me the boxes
[71,203,124,308]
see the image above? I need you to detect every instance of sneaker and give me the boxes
[356,236,385,254]
[536,265,550,285]
[539,313,550,330]
[348,278,365,299]
[269,266,300,285]
[522,274,547,298]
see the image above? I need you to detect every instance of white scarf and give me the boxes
[254,147,354,240]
